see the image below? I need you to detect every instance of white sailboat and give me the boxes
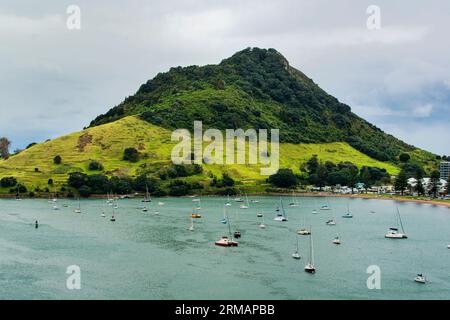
[414,274,426,284]
[240,194,250,209]
[297,211,311,235]
[385,206,407,239]
[342,201,353,218]
[332,235,341,245]
[188,217,194,231]
[292,235,301,259]
[142,184,152,202]
[304,229,316,273]
[274,197,288,221]
[289,190,299,207]
[74,198,81,213]
[320,198,331,210]
[225,195,231,206]
[220,205,228,224]
[259,214,266,229]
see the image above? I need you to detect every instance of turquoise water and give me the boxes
[0,196,449,300]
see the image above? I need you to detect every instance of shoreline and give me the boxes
[1,192,449,207]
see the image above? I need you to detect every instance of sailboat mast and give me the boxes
[280,197,286,219]
[225,207,232,238]
[397,207,406,234]
[310,229,315,265]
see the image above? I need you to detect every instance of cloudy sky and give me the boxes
[1,0,449,155]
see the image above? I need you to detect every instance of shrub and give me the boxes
[123,148,139,162]
[0,176,17,188]
[78,185,92,197]
[48,178,54,185]
[399,153,411,163]
[88,160,104,171]
[53,155,62,164]
[268,169,298,188]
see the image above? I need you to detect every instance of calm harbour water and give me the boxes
[0,196,449,300]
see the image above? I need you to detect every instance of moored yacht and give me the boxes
[332,236,341,245]
[385,207,407,239]
[215,236,238,247]
[304,229,316,274]
[414,274,426,284]
[273,198,288,221]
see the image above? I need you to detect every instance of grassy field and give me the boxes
[0,116,401,194]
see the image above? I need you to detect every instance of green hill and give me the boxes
[0,47,438,195]
[0,116,401,193]
[90,47,428,163]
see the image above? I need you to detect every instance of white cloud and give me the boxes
[412,104,433,117]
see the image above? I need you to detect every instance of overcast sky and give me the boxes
[1,0,449,155]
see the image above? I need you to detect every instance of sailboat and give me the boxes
[15,186,22,201]
[274,198,288,221]
[385,206,407,239]
[106,192,113,205]
[220,205,228,224]
[225,195,232,206]
[240,194,250,209]
[215,207,238,247]
[74,198,81,213]
[304,229,316,273]
[297,211,311,235]
[292,235,301,259]
[289,190,299,207]
[332,235,341,245]
[188,217,194,231]
[414,274,426,284]
[191,206,202,219]
[142,205,148,212]
[259,214,266,229]
[233,210,241,238]
[52,195,59,210]
[101,207,106,218]
[342,201,353,218]
[142,184,152,202]
[195,199,201,210]
[320,199,331,210]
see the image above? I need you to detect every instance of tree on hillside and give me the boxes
[446,176,450,195]
[414,169,425,196]
[360,167,372,192]
[306,155,319,174]
[316,164,328,191]
[346,165,359,194]
[0,137,11,159]
[269,169,298,188]
[123,147,139,162]
[53,155,62,164]
[0,177,17,188]
[429,170,441,198]
[399,153,410,163]
[394,169,408,196]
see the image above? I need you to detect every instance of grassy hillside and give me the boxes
[0,116,400,194]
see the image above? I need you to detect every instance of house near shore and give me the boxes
[407,177,447,194]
